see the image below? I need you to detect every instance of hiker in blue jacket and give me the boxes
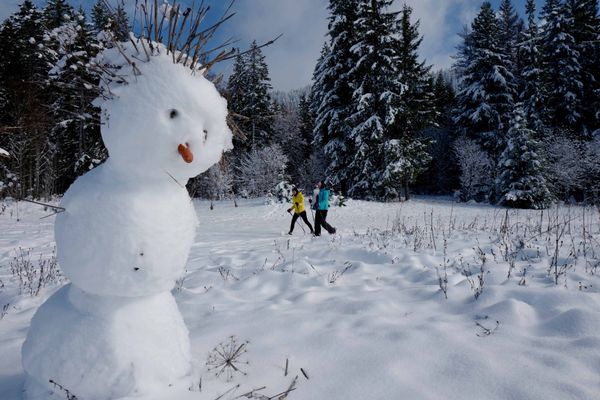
[310,180,336,236]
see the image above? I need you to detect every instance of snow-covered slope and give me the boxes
[1,197,599,399]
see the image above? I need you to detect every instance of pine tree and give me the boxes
[498,0,521,77]
[0,20,18,123]
[226,42,273,153]
[569,0,600,136]
[310,43,330,131]
[0,19,19,197]
[454,2,516,163]
[226,53,250,154]
[90,0,128,41]
[518,0,545,132]
[91,0,111,33]
[414,71,458,196]
[432,71,455,127]
[311,0,359,194]
[43,0,74,30]
[47,8,106,192]
[498,107,552,209]
[0,1,55,198]
[540,0,583,131]
[297,94,314,165]
[271,91,316,190]
[394,5,435,134]
[112,3,130,42]
[348,0,403,199]
[385,4,434,200]
[244,40,273,148]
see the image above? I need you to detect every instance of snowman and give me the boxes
[21,33,232,399]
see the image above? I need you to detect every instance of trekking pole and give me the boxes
[298,219,307,234]
[288,210,306,235]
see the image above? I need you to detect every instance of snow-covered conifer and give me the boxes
[454,2,516,163]
[382,138,431,200]
[47,9,106,192]
[540,0,583,131]
[518,0,545,132]
[244,40,273,148]
[432,71,455,127]
[227,53,250,154]
[90,0,128,41]
[394,5,435,133]
[570,0,600,136]
[498,107,552,209]
[297,94,314,162]
[385,4,435,200]
[311,0,359,194]
[91,0,111,33]
[0,1,56,198]
[347,0,403,199]
[226,42,273,153]
[498,0,522,77]
[111,2,129,42]
[43,0,74,30]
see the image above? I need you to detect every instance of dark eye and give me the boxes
[203,129,208,141]
[169,109,179,119]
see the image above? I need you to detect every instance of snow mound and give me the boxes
[480,298,538,326]
[22,285,190,399]
[538,308,600,338]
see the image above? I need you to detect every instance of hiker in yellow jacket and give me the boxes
[287,187,314,235]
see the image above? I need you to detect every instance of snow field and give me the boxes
[1,198,600,399]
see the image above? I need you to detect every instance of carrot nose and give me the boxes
[178,143,193,163]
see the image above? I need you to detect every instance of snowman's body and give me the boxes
[22,286,191,399]
[55,162,197,297]
[21,41,232,399]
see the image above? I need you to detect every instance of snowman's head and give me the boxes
[95,41,232,182]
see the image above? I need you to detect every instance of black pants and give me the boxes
[290,211,313,234]
[314,209,335,235]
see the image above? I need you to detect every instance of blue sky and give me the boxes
[0,0,544,91]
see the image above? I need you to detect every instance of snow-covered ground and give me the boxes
[1,197,599,400]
